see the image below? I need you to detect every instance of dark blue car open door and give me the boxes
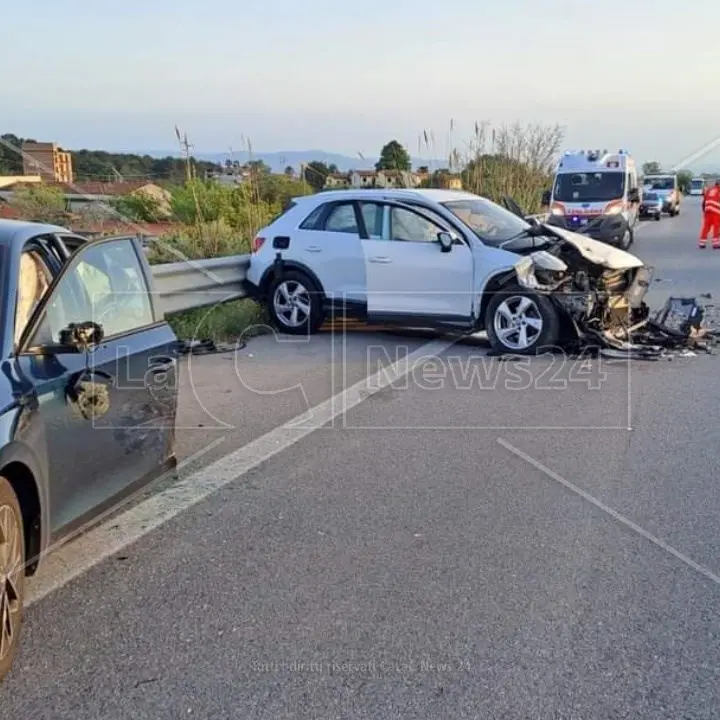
[15,237,179,539]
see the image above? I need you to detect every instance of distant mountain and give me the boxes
[142,149,446,173]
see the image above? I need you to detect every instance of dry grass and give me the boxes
[417,120,565,213]
[148,131,279,340]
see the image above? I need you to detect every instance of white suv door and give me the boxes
[359,200,474,324]
[294,200,366,302]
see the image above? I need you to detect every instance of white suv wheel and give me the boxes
[493,296,544,351]
[273,280,311,328]
[485,285,561,356]
[267,271,325,335]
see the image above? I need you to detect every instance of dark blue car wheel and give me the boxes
[0,476,24,683]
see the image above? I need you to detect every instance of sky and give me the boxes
[2,0,718,167]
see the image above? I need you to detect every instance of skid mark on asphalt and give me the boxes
[498,437,720,588]
[26,337,456,607]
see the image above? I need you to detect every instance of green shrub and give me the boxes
[146,219,252,264]
[167,298,267,342]
[111,193,165,223]
[9,185,69,224]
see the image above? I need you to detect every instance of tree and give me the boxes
[303,161,330,192]
[170,180,234,225]
[419,168,449,188]
[642,161,661,175]
[256,174,312,207]
[111,193,165,223]
[70,148,218,182]
[458,122,564,213]
[328,163,339,174]
[677,170,692,194]
[0,134,26,175]
[284,165,295,177]
[375,140,411,172]
[245,160,271,182]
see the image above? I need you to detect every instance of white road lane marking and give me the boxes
[26,338,456,606]
[498,438,720,587]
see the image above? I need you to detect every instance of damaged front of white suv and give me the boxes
[512,225,653,352]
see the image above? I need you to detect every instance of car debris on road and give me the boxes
[495,290,718,361]
[173,338,241,355]
[591,295,719,360]
[503,214,718,360]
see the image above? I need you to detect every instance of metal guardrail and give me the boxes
[149,212,552,316]
[151,255,251,315]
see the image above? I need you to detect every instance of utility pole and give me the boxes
[175,125,195,182]
[175,125,203,233]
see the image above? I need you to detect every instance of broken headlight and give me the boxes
[515,256,539,289]
[514,251,568,290]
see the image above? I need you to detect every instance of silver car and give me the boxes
[639,192,662,221]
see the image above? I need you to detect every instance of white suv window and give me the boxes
[324,203,358,234]
[299,204,325,230]
[390,206,443,243]
[358,202,385,239]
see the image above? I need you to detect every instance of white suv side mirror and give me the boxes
[437,232,453,252]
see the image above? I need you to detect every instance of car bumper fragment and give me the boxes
[513,242,718,359]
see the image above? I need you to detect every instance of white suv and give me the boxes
[244,189,647,355]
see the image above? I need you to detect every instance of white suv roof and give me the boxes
[290,188,481,206]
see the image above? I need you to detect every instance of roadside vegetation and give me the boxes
[416,120,564,214]
[7,184,71,225]
[3,122,567,341]
[166,298,268,344]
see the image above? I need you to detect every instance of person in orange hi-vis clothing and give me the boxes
[699,179,720,248]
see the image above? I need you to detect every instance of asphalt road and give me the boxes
[4,198,720,719]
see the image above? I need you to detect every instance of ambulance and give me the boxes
[543,149,640,250]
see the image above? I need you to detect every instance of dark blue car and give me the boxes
[0,220,179,680]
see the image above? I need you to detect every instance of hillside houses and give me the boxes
[0,178,175,236]
[324,170,421,189]
[323,168,462,190]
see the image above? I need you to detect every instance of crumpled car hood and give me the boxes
[544,225,644,270]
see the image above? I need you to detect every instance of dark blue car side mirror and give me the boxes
[59,321,104,351]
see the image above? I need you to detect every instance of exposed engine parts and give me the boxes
[513,240,716,360]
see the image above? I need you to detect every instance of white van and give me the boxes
[689,178,705,196]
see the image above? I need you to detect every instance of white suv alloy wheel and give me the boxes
[273,279,312,328]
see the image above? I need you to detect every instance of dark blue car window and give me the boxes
[31,239,154,347]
